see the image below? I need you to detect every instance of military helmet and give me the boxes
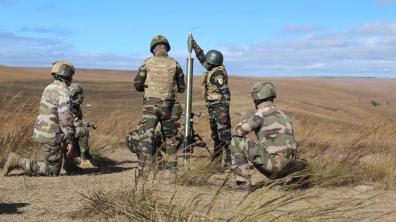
[206,50,223,66]
[150,35,171,53]
[51,61,75,78]
[251,82,277,101]
[69,83,83,96]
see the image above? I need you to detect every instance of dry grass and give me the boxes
[0,94,40,168]
[175,158,218,186]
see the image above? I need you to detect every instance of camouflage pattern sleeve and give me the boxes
[193,41,211,70]
[175,61,186,93]
[232,114,263,137]
[133,63,147,92]
[58,93,75,144]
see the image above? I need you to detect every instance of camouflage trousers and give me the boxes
[75,124,90,160]
[231,137,297,182]
[23,143,79,176]
[207,103,232,164]
[137,98,181,168]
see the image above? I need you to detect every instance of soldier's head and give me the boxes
[51,61,75,86]
[205,50,223,69]
[69,83,84,104]
[150,35,170,56]
[250,82,277,107]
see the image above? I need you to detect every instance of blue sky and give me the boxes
[1,0,396,77]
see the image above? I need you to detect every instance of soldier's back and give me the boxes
[255,102,297,154]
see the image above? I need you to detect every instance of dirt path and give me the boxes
[1,148,396,221]
[0,148,138,222]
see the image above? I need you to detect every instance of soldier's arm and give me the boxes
[176,62,186,93]
[58,95,75,144]
[133,64,147,92]
[232,114,263,137]
[192,40,211,70]
[210,70,226,89]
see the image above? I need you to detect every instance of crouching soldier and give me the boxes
[69,83,96,169]
[133,35,185,174]
[231,82,305,188]
[3,61,79,176]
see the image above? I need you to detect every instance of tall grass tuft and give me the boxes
[0,94,40,168]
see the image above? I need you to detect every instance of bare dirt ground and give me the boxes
[1,65,396,221]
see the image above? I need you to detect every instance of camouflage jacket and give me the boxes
[194,43,230,107]
[133,55,186,101]
[32,80,75,145]
[232,101,297,154]
[71,103,90,128]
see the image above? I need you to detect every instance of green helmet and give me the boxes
[206,50,223,66]
[251,82,277,101]
[51,61,75,78]
[69,83,84,104]
[150,35,170,53]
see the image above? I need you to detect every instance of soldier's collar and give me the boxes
[257,101,274,109]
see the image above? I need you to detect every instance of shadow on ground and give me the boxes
[0,203,29,214]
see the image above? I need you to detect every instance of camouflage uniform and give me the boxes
[133,36,185,170]
[193,41,232,165]
[231,85,298,184]
[71,102,96,162]
[69,83,95,166]
[2,61,78,177]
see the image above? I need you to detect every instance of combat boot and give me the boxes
[3,152,27,176]
[79,151,95,169]
[79,160,95,169]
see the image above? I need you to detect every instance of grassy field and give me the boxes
[1,65,396,221]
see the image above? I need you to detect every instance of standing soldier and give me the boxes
[191,37,232,167]
[133,35,186,173]
[69,83,96,169]
[3,61,78,176]
[231,82,305,188]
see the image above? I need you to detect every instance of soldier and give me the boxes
[231,82,305,188]
[191,37,232,167]
[3,61,78,176]
[69,83,96,169]
[133,35,186,172]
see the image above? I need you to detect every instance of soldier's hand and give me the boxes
[91,123,97,129]
[191,38,198,49]
[66,143,74,158]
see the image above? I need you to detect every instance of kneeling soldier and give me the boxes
[69,83,96,169]
[3,61,78,176]
[231,82,304,187]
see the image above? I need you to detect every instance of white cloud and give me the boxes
[217,21,396,77]
[376,0,396,5]
[1,21,396,77]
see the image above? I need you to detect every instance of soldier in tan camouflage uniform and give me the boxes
[3,61,78,176]
[191,37,232,167]
[231,82,303,187]
[133,35,186,173]
[69,83,96,169]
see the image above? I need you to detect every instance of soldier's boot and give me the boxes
[230,164,251,191]
[223,144,232,168]
[165,140,178,173]
[3,152,27,176]
[137,153,152,177]
[211,140,224,167]
[79,151,95,169]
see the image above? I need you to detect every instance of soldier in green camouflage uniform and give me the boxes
[231,82,301,186]
[3,61,78,176]
[191,37,232,166]
[69,83,96,169]
[133,35,186,172]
